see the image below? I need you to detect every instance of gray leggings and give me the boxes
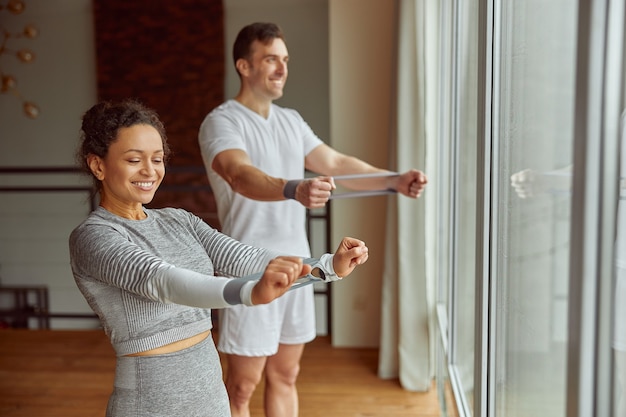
[107,334,231,417]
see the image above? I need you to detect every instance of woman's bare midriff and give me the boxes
[125,330,211,357]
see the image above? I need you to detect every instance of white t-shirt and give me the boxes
[198,99,324,257]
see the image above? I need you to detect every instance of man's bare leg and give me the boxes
[225,354,267,417]
[264,343,305,417]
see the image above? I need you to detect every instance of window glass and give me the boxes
[494,1,578,415]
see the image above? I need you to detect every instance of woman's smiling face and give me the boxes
[90,124,165,215]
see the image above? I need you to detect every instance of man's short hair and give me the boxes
[233,22,285,71]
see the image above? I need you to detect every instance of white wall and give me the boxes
[329,0,395,347]
[0,0,98,329]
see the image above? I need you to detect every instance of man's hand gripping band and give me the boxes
[282,173,400,201]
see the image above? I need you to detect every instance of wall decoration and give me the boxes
[0,0,39,118]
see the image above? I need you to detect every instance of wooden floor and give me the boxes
[0,329,441,417]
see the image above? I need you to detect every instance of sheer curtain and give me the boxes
[378,0,439,391]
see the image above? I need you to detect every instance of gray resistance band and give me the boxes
[330,172,399,199]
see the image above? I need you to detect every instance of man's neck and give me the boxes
[234,92,272,119]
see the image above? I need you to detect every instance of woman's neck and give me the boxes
[99,198,146,220]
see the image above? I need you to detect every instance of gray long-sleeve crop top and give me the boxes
[69,206,286,356]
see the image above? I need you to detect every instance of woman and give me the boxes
[69,99,368,417]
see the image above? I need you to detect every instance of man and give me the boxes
[199,22,427,417]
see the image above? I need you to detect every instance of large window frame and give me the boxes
[437,0,625,416]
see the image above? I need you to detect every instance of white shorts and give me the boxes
[217,284,316,356]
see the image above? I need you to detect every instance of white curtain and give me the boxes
[378,0,439,391]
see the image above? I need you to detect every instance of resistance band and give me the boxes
[329,172,399,200]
